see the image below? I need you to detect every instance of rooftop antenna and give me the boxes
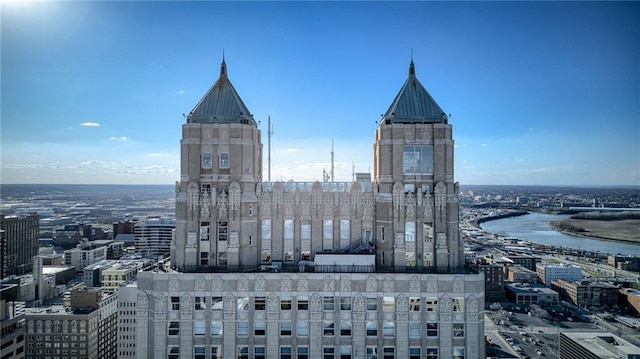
[352,162,355,182]
[268,116,273,182]
[330,139,335,182]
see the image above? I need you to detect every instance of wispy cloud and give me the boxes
[284,148,300,152]
[80,122,100,127]
[109,136,128,141]
[148,152,172,157]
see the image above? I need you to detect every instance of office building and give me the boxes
[1,283,26,359]
[132,59,485,358]
[134,217,175,258]
[560,332,640,359]
[551,280,619,308]
[0,214,39,278]
[536,263,582,285]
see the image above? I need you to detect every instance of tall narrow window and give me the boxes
[339,219,350,251]
[201,153,212,169]
[405,221,416,266]
[200,222,210,241]
[284,219,294,262]
[323,220,333,252]
[301,220,311,260]
[219,153,229,169]
[261,219,271,262]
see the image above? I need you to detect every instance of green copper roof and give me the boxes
[187,60,256,126]
[381,61,447,125]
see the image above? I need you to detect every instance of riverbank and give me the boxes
[473,210,529,227]
[549,218,640,244]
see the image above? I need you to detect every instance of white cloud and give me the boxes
[178,90,185,95]
[80,122,100,127]
[284,148,300,152]
[109,136,129,141]
[148,152,171,157]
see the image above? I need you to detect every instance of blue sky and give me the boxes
[2,1,639,186]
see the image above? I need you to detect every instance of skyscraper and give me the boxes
[132,59,485,359]
[0,214,39,278]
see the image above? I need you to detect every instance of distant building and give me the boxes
[560,332,640,359]
[608,254,640,272]
[478,264,505,301]
[134,217,174,258]
[116,283,137,359]
[64,240,108,272]
[24,288,118,359]
[536,263,582,286]
[1,283,26,359]
[505,283,559,305]
[619,288,640,316]
[0,214,39,278]
[505,265,538,284]
[504,255,541,272]
[551,280,619,308]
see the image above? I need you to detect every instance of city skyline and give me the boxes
[2,1,638,186]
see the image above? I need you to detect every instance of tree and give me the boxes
[489,302,503,311]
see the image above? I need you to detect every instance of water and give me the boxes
[480,212,640,256]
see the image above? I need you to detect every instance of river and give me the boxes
[479,212,640,256]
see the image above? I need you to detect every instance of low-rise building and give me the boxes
[551,280,619,308]
[504,255,541,272]
[560,332,640,359]
[477,264,505,301]
[505,283,559,306]
[506,265,539,284]
[536,263,582,285]
[607,255,640,272]
[619,288,640,316]
[64,240,108,272]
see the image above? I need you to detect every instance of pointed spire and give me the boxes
[409,49,416,77]
[220,50,227,78]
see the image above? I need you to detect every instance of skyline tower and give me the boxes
[133,58,485,359]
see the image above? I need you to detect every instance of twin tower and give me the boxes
[171,58,462,274]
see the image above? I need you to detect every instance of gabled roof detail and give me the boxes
[187,59,256,126]
[380,60,447,125]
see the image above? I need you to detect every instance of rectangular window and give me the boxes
[171,297,180,311]
[280,322,292,336]
[340,297,351,311]
[194,346,206,359]
[366,297,377,311]
[200,223,210,241]
[168,346,179,359]
[383,347,395,359]
[340,345,352,359]
[195,297,205,310]
[237,321,249,336]
[200,251,209,266]
[254,321,266,336]
[262,219,271,262]
[281,298,292,310]
[255,346,266,359]
[255,297,266,311]
[237,297,249,311]
[210,321,223,336]
[403,145,433,174]
[366,347,377,359]
[323,347,335,359]
[297,296,309,310]
[211,297,223,311]
[301,220,311,260]
[427,322,438,337]
[453,298,464,312]
[409,347,421,359]
[324,296,335,311]
[426,348,438,359]
[453,323,465,338]
[219,153,229,169]
[201,153,212,169]
[340,322,351,337]
[405,222,415,242]
[383,296,395,311]
[323,219,333,251]
[297,346,309,359]
[211,346,222,359]
[237,346,249,359]
[217,222,227,241]
[168,322,179,336]
[366,322,377,337]
[383,322,394,338]
[453,347,465,359]
[409,297,420,311]
[280,346,292,359]
[284,219,294,262]
[194,321,206,336]
[426,298,438,311]
[297,321,309,337]
[409,322,421,338]
[340,219,350,250]
[323,322,334,336]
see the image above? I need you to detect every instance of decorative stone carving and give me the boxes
[137,292,148,308]
[238,275,249,291]
[423,190,434,221]
[255,275,266,292]
[397,295,408,312]
[195,275,206,291]
[435,182,446,224]
[268,312,279,320]
[406,192,416,220]
[298,275,309,292]
[229,182,241,211]
[354,294,365,312]
[200,190,211,220]
[409,276,420,292]
[405,125,415,140]
[363,201,373,219]
[212,276,222,291]
[340,275,351,292]
[426,276,437,292]
[310,294,322,312]
[323,201,333,217]
[366,275,377,292]
[224,293,235,311]
[224,312,235,320]
[169,275,180,291]
[182,312,192,320]
[301,202,311,218]
[440,295,452,312]
[267,293,279,312]
[324,275,334,292]
[188,181,199,214]
[261,200,271,217]
[281,275,292,292]
[239,312,248,320]
[339,200,350,217]
[383,275,394,292]
[440,313,452,322]
[154,293,165,311]
[181,293,192,311]
[282,312,291,320]
[453,276,464,293]
[468,295,479,313]
[217,190,228,219]
[396,312,409,321]
[284,201,294,218]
